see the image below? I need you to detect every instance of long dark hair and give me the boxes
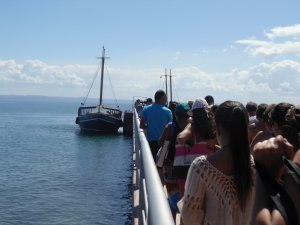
[191,108,215,141]
[215,101,253,210]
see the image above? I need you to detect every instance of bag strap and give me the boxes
[282,156,300,185]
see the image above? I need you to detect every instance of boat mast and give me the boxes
[160,68,168,99]
[161,68,174,104]
[99,47,105,106]
[169,69,172,102]
[165,68,168,98]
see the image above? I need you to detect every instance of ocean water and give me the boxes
[0,97,133,225]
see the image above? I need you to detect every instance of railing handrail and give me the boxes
[133,108,175,225]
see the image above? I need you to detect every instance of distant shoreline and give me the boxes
[0,94,132,104]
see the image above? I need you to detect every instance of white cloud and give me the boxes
[0,59,92,86]
[265,24,300,39]
[0,59,299,104]
[171,60,300,104]
[236,24,300,57]
[236,40,270,46]
[237,40,300,57]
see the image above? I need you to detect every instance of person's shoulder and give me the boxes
[162,106,172,113]
[165,106,172,111]
[191,155,208,167]
[188,156,209,177]
[142,105,151,112]
[141,105,151,118]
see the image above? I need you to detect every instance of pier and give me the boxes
[132,108,175,225]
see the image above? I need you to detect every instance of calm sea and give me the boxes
[0,97,133,225]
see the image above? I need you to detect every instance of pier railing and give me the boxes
[132,108,175,225]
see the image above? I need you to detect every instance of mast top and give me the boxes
[98,46,108,106]
[97,46,109,60]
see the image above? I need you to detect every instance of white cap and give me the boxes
[187,98,208,116]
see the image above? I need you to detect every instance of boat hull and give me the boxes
[76,113,123,133]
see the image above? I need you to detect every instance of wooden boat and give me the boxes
[75,47,123,133]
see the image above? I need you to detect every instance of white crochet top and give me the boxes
[178,155,255,225]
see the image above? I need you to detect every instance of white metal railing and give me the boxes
[132,108,175,225]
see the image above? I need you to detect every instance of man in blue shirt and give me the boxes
[140,90,173,160]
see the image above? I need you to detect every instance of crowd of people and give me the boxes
[138,90,300,225]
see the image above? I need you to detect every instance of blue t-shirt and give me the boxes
[141,104,172,141]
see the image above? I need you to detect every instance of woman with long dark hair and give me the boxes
[174,98,216,197]
[176,98,216,153]
[178,100,255,225]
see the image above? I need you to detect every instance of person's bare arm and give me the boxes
[252,136,291,225]
[176,123,192,145]
[253,135,294,178]
[293,149,300,167]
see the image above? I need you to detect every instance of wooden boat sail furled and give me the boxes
[75,47,123,133]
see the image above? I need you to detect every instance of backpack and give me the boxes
[255,157,300,225]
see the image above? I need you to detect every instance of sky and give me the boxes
[0,0,300,105]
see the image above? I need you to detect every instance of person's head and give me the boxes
[205,95,214,106]
[246,101,257,117]
[215,100,252,211]
[146,98,153,105]
[188,98,214,140]
[262,104,276,131]
[187,98,208,116]
[270,102,299,150]
[175,103,190,121]
[168,101,178,121]
[154,90,167,105]
[168,101,177,111]
[256,103,268,121]
[270,103,294,130]
[187,100,193,108]
[215,101,249,145]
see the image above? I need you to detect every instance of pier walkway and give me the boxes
[132,108,176,225]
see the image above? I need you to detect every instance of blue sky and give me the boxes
[1,0,300,104]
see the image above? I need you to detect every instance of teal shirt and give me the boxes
[141,104,172,141]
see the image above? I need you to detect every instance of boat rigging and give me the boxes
[75,47,123,133]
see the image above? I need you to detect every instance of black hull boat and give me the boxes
[75,47,123,133]
[76,106,123,133]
